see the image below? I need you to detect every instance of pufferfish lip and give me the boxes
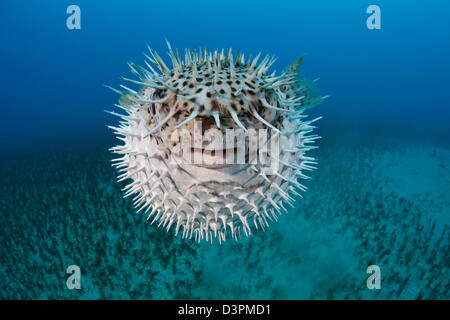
[192,163,233,169]
[188,147,241,168]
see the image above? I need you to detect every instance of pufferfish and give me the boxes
[107,41,325,243]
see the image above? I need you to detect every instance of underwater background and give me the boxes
[0,0,449,299]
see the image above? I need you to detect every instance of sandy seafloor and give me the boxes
[0,128,448,300]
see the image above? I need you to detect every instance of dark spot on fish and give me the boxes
[246,82,255,89]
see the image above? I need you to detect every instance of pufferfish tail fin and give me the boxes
[284,55,324,110]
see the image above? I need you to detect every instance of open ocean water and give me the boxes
[0,0,449,299]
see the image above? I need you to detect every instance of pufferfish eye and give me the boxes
[107,41,325,244]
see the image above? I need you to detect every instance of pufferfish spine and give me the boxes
[107,41,326,243]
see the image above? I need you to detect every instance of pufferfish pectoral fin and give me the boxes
[299,77,324,109]
[282,55,305,76]
[283,55,324,109]
[119,94,134,106]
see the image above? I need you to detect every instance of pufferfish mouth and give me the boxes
[188,147,241,169]
[190,147,239,158]
[183,147,243,169]
[163,114,255,168]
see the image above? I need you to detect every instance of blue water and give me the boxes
[0,0,449,299]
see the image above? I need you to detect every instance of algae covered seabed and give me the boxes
[0,129,448,299]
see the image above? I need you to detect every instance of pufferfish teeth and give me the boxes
[107,41,324,244]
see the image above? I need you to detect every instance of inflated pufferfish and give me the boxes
[107,41,325,243]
